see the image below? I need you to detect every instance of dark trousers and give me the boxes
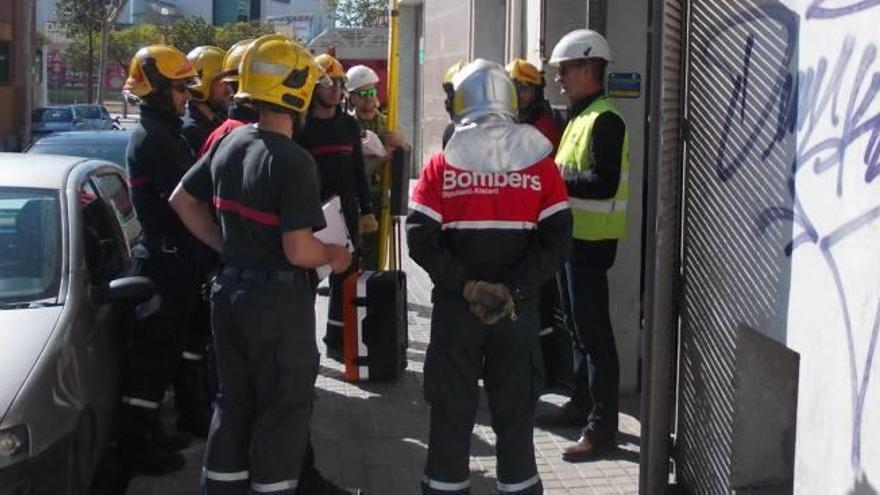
[174,256,215,434]
[567,239,619,431]
[119,248,199,459]
[203,272,318,495]
[422,298,544,495]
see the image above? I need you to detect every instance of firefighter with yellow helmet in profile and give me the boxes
[119,44,201,475]
[181,45,232,152]
[169,35,361,494]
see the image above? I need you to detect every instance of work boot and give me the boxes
[562,424,617,461]
[534,401,589,428]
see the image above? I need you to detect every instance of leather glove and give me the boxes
[359,213,379,234]
[462,280,516,325]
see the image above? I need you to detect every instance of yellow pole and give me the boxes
[378,0,401,271]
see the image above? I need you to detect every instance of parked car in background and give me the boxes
[31,105,120,137]
[26,129,132,168]
[70,104,120,131]
[0,153,150,494]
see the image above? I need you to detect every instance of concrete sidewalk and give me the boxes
[127,246,640,495]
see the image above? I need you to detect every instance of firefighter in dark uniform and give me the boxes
[118,44,201,474]
[297,53,377,361]
[536,29,630,461]
[173,44,231,438]
[197,39,259,157]
[169,35,360,495]
[506,58,562,151]
[181,46,231,151]
[408,59,572,495]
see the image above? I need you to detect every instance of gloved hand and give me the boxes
[359,213,379,234]
[462,280,516,325]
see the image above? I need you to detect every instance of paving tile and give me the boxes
[127,230,641,495]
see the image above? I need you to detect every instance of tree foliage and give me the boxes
[323,0,388,28]
[214,22,276,50]
[160,17,216,54]
[108,23,163,70]
[56,0,111,101]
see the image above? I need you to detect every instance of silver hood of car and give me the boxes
[0,307,62,421]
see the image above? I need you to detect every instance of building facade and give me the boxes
[0,0,36,150]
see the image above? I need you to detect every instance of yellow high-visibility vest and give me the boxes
[555,96,629,240]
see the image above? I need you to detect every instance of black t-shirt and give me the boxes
[296,109,372,229]
[126,105,196,249]
[181,124,326,271]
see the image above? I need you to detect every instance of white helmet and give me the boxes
[345,65,380,92]
[450,59,517,124]
[549,29,612,66]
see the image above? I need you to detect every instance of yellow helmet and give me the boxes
[444,59,466,85]
[123,45,198,98]
[315,53,346,80]
[236,34,320,113]
[186,46,226,101]
[221,39,254,84]
[506,58,543,86]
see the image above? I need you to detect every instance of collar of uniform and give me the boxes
[569,90,605,119]
[186,100,225,127]
[228,104,258,123]
[444,116,552,173]
[140,104,183,130]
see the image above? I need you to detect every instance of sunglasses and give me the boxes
[353,87,378,98]
[171,81,191,94]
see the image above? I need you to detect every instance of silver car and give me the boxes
[0,153,152,494]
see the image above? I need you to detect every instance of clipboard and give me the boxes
[314,195,354,281]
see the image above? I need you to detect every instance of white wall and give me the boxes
[774,2,880,492]
[603,0,647,394]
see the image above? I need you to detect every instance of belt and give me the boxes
[220,266,298,283]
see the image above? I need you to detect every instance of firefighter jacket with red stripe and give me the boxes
[296,109,373,237]
[407,151,572,302]
[126,104,196,250]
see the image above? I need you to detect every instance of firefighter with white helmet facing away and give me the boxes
[170,35,360,494]
[408,58,572,494]
[534,28,630,461]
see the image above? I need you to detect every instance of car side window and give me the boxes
[92,172,141,249]
[79,180,126,282]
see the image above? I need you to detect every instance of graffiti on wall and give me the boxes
[705,0,879,489]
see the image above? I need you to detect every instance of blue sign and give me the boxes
[608,72,641,99]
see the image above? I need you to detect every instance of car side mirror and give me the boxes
[107,276,154,303]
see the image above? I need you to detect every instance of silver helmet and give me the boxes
[451,59,517,124]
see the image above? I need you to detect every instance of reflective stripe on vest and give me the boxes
[555,96,630,241]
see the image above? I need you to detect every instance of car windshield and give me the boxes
[28,140,127,167]
[39,108,73,122]
[0,188,62,304]
[75,105,102,119]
